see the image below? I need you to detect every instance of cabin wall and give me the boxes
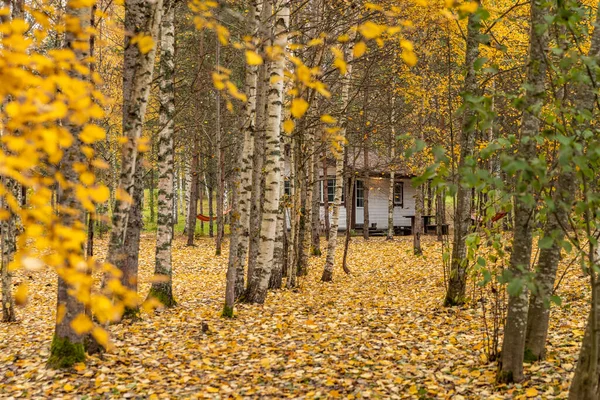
[319,177,415,231]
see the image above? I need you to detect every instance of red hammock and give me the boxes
[196,209,231,222]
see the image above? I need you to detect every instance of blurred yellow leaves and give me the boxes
[245,50,263,65]
[71,313,94,335]
[14,283,28,306]
[353,41,367,58]
[131,34,154,54]
[290,98,309,119]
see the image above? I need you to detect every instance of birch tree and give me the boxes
[47,3,91,369]
[236,1,259,297]
[148,0,176,307]
[444,4,482,306]
[322,40,355,282]
[105,0,162,297]
[498,0,551,382]
[245,0,288,303]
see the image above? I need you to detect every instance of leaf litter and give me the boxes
[0,235,588,399]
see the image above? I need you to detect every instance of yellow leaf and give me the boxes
[260,358,270,368]
[89,185,109,203]
[80,125,106,144]
[320,114,336,124]
[408,385,418,395]
[353,41,367,58]
[359,21,385,40]
[334,58,347,75]
[63,383,74,392]
[206,386,219,393]
[283,119,295,134]
[402,51,417,67]
[80,171,95,186]
[525,388,538,398]
[337,34,350,42]
[14,283,28,306]
[132,34,154,54]
[458,1,479,13]
[290,98,309,119]
[91,326,110,348]
[245,50,263,65]
[71,313,94,335]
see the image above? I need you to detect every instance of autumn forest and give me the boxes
[1,0,600,398]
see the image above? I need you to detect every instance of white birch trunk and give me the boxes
[245,0,289,303]
[321,40,355,282]
[106,0,163,284]
[148,0,175,307]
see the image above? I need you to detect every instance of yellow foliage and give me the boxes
[290,98,309,119]
[245,50,263,65]
[353,41,367,58]
[131,34,155,54]
[70,313,94,335]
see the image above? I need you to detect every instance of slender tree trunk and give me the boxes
[245,0,288,303]
[269,149,286,290]
[322,149,330,238]
[414,185,423,255]
[1,179,16,322]
[296,132,308,277]
[236,1,259,298]
[444,5,481,306]
[363,146,370,241]
[567,5,600,396]
[436,189,444,241]
[48,3,91,368]
[246,11,269,283]
[498,0,551,383]
[310,143,321,255]
[387,148,395,240]
[387,95,396,240]
[86,211,94,258]
[524,172,574,360]
[149,162,155,223]
[215,32,224,256]
[342,174,354,274]
[148,0,176,307]
[106,0,163,295]
[186,137,199,246]
[223,150,242,318]
[122,157,144,317]
[322,40,355,282]
[286,134,298,289]
[208,186,214,237]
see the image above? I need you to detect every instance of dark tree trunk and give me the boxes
[444,5,481,307]
[499,0,551,383]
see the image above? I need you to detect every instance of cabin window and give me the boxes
[284,179,291,196]
[356,180,364,207]
[321,178,344,204]
[394,180,404,207]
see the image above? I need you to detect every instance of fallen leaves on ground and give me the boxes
[0,235,588,399]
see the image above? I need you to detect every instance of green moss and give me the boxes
[47,335,85,369]
[443,295,466,307]
[122,306,141,321]
[496,369,513,384]
[222,304,234,318]
[311,248,322,256]
[147,287,177,308]
[523,347,539,363]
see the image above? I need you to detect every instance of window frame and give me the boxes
[356,180,364,208]
[393,180,404,207]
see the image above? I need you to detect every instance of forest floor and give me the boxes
[0,235,589,399]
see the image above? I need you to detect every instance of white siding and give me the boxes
[320,177,415,230]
